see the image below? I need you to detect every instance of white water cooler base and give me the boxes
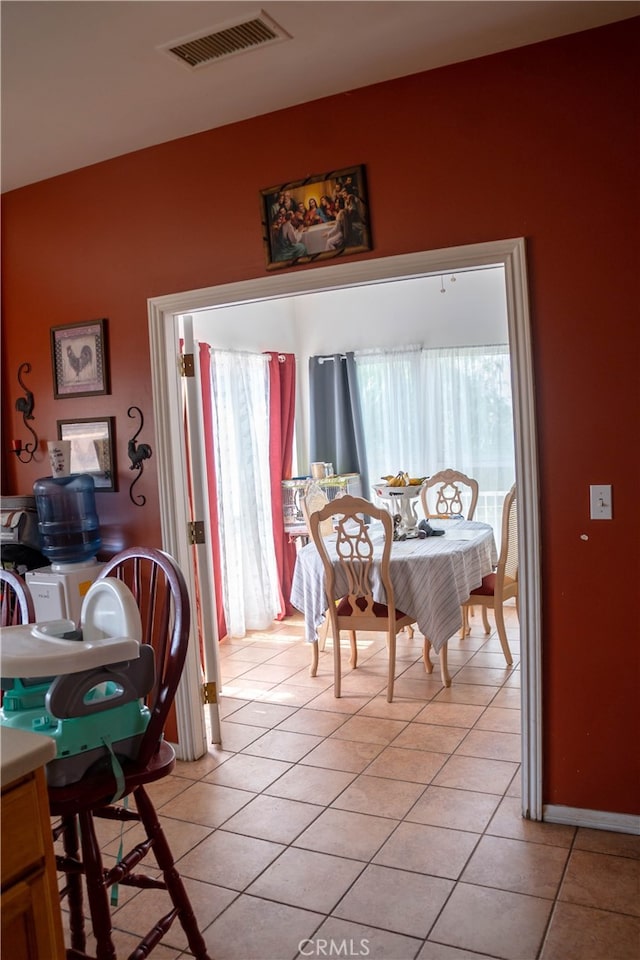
[26,560,104,626]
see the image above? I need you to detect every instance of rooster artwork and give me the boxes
[66,343,93,379]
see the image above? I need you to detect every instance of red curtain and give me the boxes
[198,343,227,642]
[266,352,297,618]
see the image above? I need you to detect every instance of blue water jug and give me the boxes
[33,474,102,566]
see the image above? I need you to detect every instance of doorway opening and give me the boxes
[148,238,542,820]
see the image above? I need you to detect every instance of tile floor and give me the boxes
[59,608,639,960]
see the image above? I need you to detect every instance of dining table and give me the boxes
[289,518,498,654]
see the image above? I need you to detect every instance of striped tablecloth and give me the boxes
[289,520,497,653]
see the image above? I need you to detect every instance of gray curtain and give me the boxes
[309,352,369,497]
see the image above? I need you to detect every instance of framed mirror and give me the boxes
[57,416,116,491]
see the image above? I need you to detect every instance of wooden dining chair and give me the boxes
[0,566,36,626]
[302,482,351,675]
[420,468,479,521]
[461,484,517,664]
[309,494,414,702]
[49,546,212,960]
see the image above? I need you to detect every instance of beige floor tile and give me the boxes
[176,828,284,889]
[85,926,182,959]
[275,707,348,736]
[221,793,323,843]
[407,785,501,833]
[223,644,284,664]
[419,942,501,959]
[203,752,292,791]
[374,821,479,879]
[236,662,304,684]
[242,728,324,761]
[391,676,445,700]
[430,882,552,960]
[333,863,453,938]
[331,774,425,819]
[217,695,251,715]
[393,722,468,754]
[143,774,193,809]
[475,705,522,734]
[454,729,521,762]
[357,695,425,721]
[432,754,518,794]
[330,714,408,745]
[414,701,485,728]
[453,666,515,687]
[265,647,314,667]
[218,721,269,752]
[293,807,398,861]
[301,736,384,773]
[574,827,640,859]
[488,687,521,710]
[173,745,233,777]
[540,901,640,960]
[203,893,323,960]
[102,814,212,862]
[252,683,321,706]
[434,683,499,706]
[363,746,448,784]
[160,780,253,828]
[305,688,373,713]
[462,834,569,898]
[560,849,640,916]
[488,796,576,846]
[306,917,422,959]
[112,876,236,952]
[339,673,390,697]
[223,700,298,727]
[221,678,277,699]
[248,846,365,912]
[265,763,356,804]
[466,650,518,670]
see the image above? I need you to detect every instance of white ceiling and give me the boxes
[2,0,638,193]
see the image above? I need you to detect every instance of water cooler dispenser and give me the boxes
[26,474,104,625]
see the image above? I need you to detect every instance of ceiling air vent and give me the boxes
[162,10,291,69]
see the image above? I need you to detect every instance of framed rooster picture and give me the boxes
[51,318,109,398]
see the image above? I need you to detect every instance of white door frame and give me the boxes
[148,237,542,820]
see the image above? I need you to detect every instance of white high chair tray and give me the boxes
[0,625,140,678]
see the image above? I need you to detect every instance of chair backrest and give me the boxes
[96,546,190,769]
[421,469,479,520]
[0,567,36,626]
[302,481,334,538]
[309,494,397,624]
[497,485,518,589]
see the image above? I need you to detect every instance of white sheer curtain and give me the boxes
[207,348,281,636]
[355,345,515,538]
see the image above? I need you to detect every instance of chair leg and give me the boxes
[460,606,470,638]
[481,606,491,634]
[310,640,319,677]
[317,615,329,652]
[60,814,87,954]
[333,624,341,698]
[494,602,513,665]
[406,623,414,639]
[134,785,211,960]
[439,643,451,687]
[387,632,396,703]
[423,638,433,674]
[77,809,117,960]
[349,631,357,669]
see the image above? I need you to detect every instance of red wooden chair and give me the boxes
[49,546,211,960]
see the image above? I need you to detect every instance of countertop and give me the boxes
[1,726,56,788]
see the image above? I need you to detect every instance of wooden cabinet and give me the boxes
[1,766,65,960]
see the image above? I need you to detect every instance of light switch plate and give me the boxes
[590,484,612,520]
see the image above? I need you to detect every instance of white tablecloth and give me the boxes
[290,520,497,653]
[302,222,332,255]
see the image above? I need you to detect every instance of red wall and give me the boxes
[2,20,639,816]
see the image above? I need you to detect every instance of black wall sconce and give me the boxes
[127,405,152,506]
[12,362,39,463]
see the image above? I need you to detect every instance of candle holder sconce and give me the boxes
[13,362,39,463]
[127,406,152,506]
